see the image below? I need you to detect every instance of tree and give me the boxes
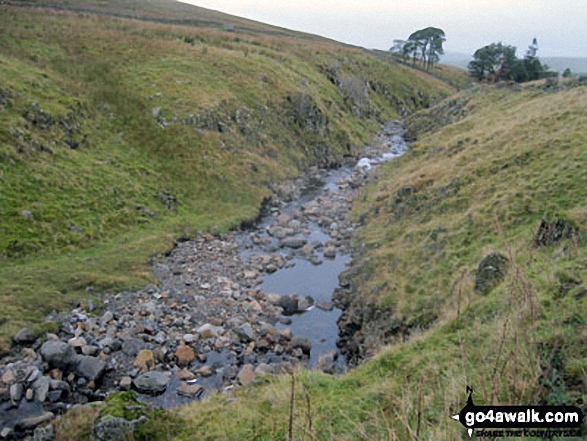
[562,68,573,78]
[468,42,517,82]
[406,27,446,70]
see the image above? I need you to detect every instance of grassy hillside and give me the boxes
[112,81,587,441]
[0,3,454,348]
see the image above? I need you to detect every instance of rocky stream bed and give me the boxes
[0,121,409,440]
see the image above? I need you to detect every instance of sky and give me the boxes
[179,0,586,58]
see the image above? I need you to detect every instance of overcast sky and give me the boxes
[180,0,586,58]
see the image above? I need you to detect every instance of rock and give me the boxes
[10,382,23,403]
[32,376,50,403]
[101,311,114,323]
[26,388,34,401]
[68,337,87,351]
[195,365,213,377]
[119,377,132,391]
[81,345,100,356]
[234,324,255,342]
[93,415,146,441]
[21,210,34,220]
[2,369,16,386]
[474,252,509,295]
[291,337,312,355]
[75,356,106,381]
[534,216,579,247]
[176,369,196,381]
[177,382,203,398]
[133,350,154,373]
[254,363,274,376]
[316,301,334,311]
[33,424,54,441]
[297,296,314,311]
[133,372,169,395]
[182,334,195,344]
[1,428,13,439]
[277,295,299,316]
[13,327,38,345]
[196,323,224,339]
[237,364,256,385]
[98,337,121,352]
[280,237,307,249]
[175,342,195,367]
[152,107,162,118]
[121,338,145,357]
[323,247,337,259]
[40,341,78,369]
[318,351,338,374]
[18,412,54,430]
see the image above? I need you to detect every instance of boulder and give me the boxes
[237,364,256,385]
[32,376,50,403]
[75,356,106,381]
[234,324,255,343]
[291,337,312,355]
[40,341,78,370]
[13,327,38,345]
[17,412,54,430]
[132,372,169,395]
[175,342,195,367]
[474,252,509,295]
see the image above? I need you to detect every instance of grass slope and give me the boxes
[0,3,454,347]
[140,82,587,440]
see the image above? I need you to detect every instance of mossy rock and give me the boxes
[474,252,509,295]
[534,214,580,247]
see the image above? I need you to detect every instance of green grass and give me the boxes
[149,83,587,440]
[0,4,454,348]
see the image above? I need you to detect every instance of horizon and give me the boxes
[179,0,586,58]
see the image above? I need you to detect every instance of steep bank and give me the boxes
[0,2,455,347]
[110,80,587,441]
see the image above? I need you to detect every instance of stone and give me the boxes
[152,107,162,118]
[93,416,141,441]
[196,323,223,339]
[75,356,106,381]
[18,412,54,430]
[1,428,13,439]
[175,342,195,367]
[21,210,34,220]
[254,363,274,376]
[278,295,298,316]
[132,372,169,395]
[40,341,78,369]
[280,237,307,249]
[32,376,50,403]
[2,369,16,386]
[82,345,100,356]
[297,296,314,311]
[119,377,132,391]
[234,324,255,342]
[101,311,114,323]
[195,365,213,377]
[182,334,195,344]
[68,337,87,351]
[176,369,196,381]
[176,382,203,398]
[98,337,121,352]
[133,350,154,373]
[14,327,38,345]
[237,364,256,385]
[316,301,334,311]
[26,388,34,401]
[121,338,145,356]
[291,337,312,355]
[323,247,337,259]
[33,424,54,441]
[10,382,23,403]
[475,252,509,295]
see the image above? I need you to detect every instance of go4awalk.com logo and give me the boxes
[451,387,584,438]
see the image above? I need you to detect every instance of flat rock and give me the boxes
[280,237,307,249]
[75,356,106,381]
[177,382,203,398]
[316,301,334,311]
[133,372,169,395]
[18,412,54,430]
[40,341,78,369]
[13,327,38,345]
